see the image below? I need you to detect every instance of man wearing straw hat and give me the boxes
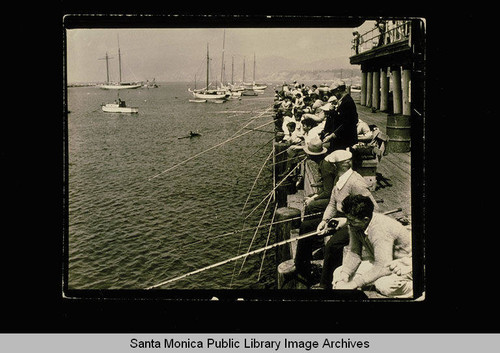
[295,148,378,289]
[302,136,330,206]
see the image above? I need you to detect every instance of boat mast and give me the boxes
[117,35,122,83]
[220,29,225,87]
[105,52,110,83]
[231,56,234,85]
[206,43,209,90]
[98,52,113,84]
[253,52,256,84]
[243,57,245,83]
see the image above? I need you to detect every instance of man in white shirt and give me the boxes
[295,149,377,289]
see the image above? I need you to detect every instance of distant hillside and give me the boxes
[69,54,362,85]
[256,55,353,74]
[224,55,360,85]
[259,69,361,85]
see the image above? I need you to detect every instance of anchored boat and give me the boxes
[188,43,230,102]
[101,98,138,113]
[98,35,142,90]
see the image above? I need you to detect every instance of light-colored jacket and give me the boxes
[322,169,378,221]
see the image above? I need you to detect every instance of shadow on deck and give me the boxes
[355,104,411,221]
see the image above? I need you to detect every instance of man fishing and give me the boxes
[294,149,378,289]
[332,194,412,298]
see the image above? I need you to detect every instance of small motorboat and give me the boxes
[101,98,138,113]
[189,99,207,103]
[351,85,362,93]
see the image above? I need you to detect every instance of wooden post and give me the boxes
[277,259,297,289]
[366,71,373,107]
[372,69,380,110]
[380,67,389,112]
[392,66,402,114]
[402,67,411,116]
[274,207,301,265]
[361,70,367,106]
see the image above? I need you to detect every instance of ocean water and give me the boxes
[66,82,280,290]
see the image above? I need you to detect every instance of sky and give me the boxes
[65,21,376,83]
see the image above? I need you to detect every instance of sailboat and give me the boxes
[240,56,258,96]
[99,36,142,90]
[188,44,230,102]
[243,53,267,93]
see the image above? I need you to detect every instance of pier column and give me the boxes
[366,71,373,107]
[380,67,389,112]
[391,66,402,115]
[360,70,367,106]
[402,66,412,116]
[372,69,380,110]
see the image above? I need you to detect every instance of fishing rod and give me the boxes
[163,211,324,255]
[145,219,338,289]
[145,208,402,289]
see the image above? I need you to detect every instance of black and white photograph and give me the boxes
[63,15,425,301]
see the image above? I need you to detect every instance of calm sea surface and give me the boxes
[67,82,279,290]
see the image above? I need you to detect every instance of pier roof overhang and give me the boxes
[349,40,412,69]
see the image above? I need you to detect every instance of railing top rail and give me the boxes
[351,20,411,56]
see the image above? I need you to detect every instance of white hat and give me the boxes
[324,149,352,163]
[303,136,327,155]
[330,81,346,91]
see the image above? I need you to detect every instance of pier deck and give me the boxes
[356,104,412,221]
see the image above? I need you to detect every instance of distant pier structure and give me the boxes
[350,19,425,152]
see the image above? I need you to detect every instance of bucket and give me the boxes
[386,114,411,153]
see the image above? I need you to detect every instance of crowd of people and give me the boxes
[272,81,412,298]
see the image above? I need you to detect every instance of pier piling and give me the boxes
[274,207,301,266]
[361,71,367,106]
[391,66,402,114]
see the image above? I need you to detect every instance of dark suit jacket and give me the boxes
[323,94,359,151]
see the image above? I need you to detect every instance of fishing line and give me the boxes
[160,211,324,256]
[247,136,276,159]
[244,158,306,220]
[229,106,273,138]
[241,149,274,214]
[229,219,249,289]
[147,119,275,181]
[238,192,273,275]
[258,203,278,281]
